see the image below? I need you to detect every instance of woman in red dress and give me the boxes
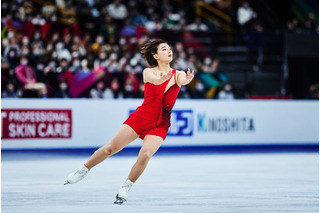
[65,39,194,204]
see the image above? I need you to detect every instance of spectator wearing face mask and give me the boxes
[218,83,235,100]
[107,0,128,28]
[90,81,107,98]
[2,82,19,98]
[70,57,82,72]
[5,47,20,70]
[54,81,71,98]
[15,56,46,97]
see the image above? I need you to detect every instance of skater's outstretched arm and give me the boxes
[176,68,194,86]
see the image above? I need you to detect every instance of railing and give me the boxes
[195,0,232,32]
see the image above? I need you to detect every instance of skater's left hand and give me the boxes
[186,68,194,82]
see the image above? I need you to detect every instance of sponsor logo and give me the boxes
[198,114,255,133]
[168,110,193,136]
[1,109,72,139]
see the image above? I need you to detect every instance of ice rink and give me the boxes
[2,151,319,213]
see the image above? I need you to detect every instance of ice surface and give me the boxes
[2,153,319,213]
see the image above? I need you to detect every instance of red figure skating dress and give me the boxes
[124,69,180,140]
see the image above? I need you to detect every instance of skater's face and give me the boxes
[153,43,173,63]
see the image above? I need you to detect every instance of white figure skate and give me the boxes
[64,165,89,185]
[114,179,134,204]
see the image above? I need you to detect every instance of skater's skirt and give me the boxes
[124,114,170,141]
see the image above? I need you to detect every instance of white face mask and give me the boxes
[22,39,29,45]
[60,83,68,91]
[56,42,64,50]
[7,31,14,39]
[125,85,133,92]
[119,38,126,45]
[196,82,204,91]
[22,49,30,55]
[21,59,28,65]
[96,36,103,43]
[49,61,56,68]
[204,57,211,65]
[73,60,80,67]
[33,49,41,55]
[9,51,15,57]
[225,85,232,91]
[110,53,117,60]
[37,64,44,70]
[34,33,41,40]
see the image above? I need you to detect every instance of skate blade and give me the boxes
[114,194,125,205]
[64,181,70,185]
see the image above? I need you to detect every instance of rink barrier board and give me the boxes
[1,99,319,150]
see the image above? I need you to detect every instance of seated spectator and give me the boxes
[5,38,21,70]
[90,81,106,99]
[218,83,235,100]
[2,82,19,98]
[305,83,319,99]
[109,78,123,98]
[189,79,205,99]
[15,56,46,97]
[100,15,117,41]
[197,59,227,98]
[54,81,71,98]
[107,0,128,28]
[123,72,140,98]
[187,17,208,31]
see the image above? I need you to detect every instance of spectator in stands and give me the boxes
[2,0,316,99]
[237,1,256,26]
[188,79,205,99]
[1,56,20,90]
[90,81,107,99]
[2,82,19,98]
[217,82,235,100]
[4,37,21,70]
[70,56,82,72]
[187,17,209,31]
[237,1,263,32]
[15,55,47,97]
[287,18,301,32]
[123,72,140,98]
[100,15,117,42]
[197,58,228,98]
[54,80,71,98]
[305,13,318,34]
[107,0,128,28]
[305,83,319,99]
[110,78,124,98]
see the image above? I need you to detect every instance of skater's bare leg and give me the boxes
[128,135,163,183]
[114,135,163,204]
[65,125,138,185]
[85,124,139,169]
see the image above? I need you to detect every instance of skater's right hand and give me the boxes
[143,68,172,85]
[160,70,172,82]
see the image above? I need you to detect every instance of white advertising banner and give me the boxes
[1,99,318,149]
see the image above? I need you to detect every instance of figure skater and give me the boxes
[64,39,194,204]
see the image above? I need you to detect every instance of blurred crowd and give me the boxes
[1,0,318,100]
[1,0,236,100]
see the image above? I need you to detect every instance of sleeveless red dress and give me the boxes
[124,69,180,140]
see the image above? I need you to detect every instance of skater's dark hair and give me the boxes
[140,39,168,67]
